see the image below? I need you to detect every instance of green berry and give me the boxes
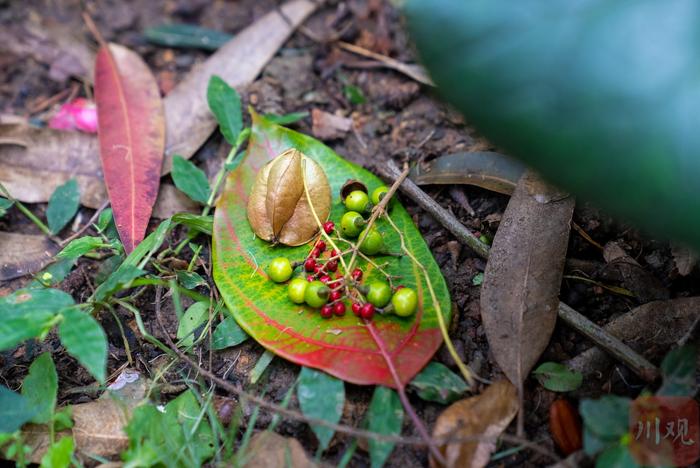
[367,281,392,307]
[340,211,365,238]
[345,190,369,212]
[267,257,293,283]
[371,186,389,205]
[391,288,418,317]
[304,280,330,308]
[287,278,308,304]
[358,227,384,255]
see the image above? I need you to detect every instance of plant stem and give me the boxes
[0,181,53,238]
[203,128,250,217]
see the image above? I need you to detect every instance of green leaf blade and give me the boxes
[172,155,211,204]
[40,436,74,468]
[0,386,36,433]
[47,178,80,234]
[532,362,583,392]
[409,362,467,404]
[176,301,210,347]
[297,367,345,450]
[58,308,108,383]
[57,236,105,260]
[368,386,403,468]
[144,24,232,51]
[207,76,242,146]
[212,316,249,350]
[21,352,57,424]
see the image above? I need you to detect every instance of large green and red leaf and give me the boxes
[94,43,165,252]
[213,112,450,387]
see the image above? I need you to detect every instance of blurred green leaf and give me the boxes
[657,345,697,396]
[596,444,639,468]
[40,436,74,468]
[172,213,213,236]
[368,386,403,468]
[0,289,74,350]
[0,386,35,433]
[46,179,80,234]
[177,270,207,289]
[250,350,275,385]
[580,396,630,443]
[96,208,119,241]
[94,265,145,302]
[172,156,211,204]
[297,367,345,450]
[57,236,106,260]
[207,75,242,146]
[263,111,309,125]
[471,272,484,286]
[176,301,209,347]
[405,0,700,248]
[532,362,583,392]
[409,361,468,404]
[212,316,249,350]
[343,84,366,105]
[144,23,232,51]
[0,197,13,217]
[58,308,108,383]
[21,352,57,424]
[28,258,76,289]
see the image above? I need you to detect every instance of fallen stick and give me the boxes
[376,160,660,382]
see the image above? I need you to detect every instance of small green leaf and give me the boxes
[0,386,35,433]
[28,259,76,289]
[250,350,275,384]
[94,265,146,302]
[532,362,583,392]
[207,75,242,146]
[144,23,232,51]
[57,236,106,260]
[0,289,74,350]
[657,345,697,397]
[176,301,210,347]
[40,436,74,468]
[297,367,345,450]
[172,156,211,204]
[172,213,213,236]
[0,197,13,217]
[368,386,403,468]
[46,179,80,234]
[212,316,249,350]
[409,362,468,404]
[263,111,309,125]
[177,270,207,290]
[120,219,172,270]
[95,208,119,240]
[21,352,57,424]
[472,272,484,286]
[343,84,366,105]
[580,396,631,441]
[58,308,107,383]
[596,444,639,468]
[583,425,608,456]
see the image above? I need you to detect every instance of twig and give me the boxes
[60,199,110,246]
[337,41,435,87]
[0,181,57,242]
[377,160,660,382]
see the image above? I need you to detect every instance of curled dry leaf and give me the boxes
[431,380,519,468]
[245,431,316,468]
[247,148,331,245]
[480,170,575,385]
[0,232,57,281]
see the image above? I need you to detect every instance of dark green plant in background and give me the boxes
[405,0,700,248]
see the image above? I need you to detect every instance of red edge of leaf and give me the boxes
[95,43,165,252]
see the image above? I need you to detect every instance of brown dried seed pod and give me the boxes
[247,148,331,246]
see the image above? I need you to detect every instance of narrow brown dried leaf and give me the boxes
[0,232,57,281]
[480,170,575,385]
[245,431,316,468]
[430,380,519,468]
[247,148,331,246]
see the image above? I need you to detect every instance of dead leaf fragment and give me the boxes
[0,232,57,281]
[245,432,316,468]
[480,170,575,385]
[602,241,669,302]
[311,109,353,140]
[431,380,519,468]
[247,148,331,245]
[671,242,698,276]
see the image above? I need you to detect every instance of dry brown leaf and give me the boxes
[311,108,353,140]
[0,232,57,281]
[247,148,331,245]
[602,241,669,301]
[671,242,698,276]
[480,170,575,385]
[244,431,316,468]
[0,124,197,218]
[430,380,519,468]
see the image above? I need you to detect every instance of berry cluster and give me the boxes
[265,183,418,321]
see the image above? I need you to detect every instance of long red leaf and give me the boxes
[94,43,165,252]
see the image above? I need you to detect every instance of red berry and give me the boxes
[351,302,361,316]
[320,305,333,318]
[333,302,346,316]
[304,258,316,272]
[326,260,338,272]
[307,275,315,282]
[331,278,343,290]
[360,303,375,319]
[395,285,405,291]
[351,268,363,281]
[330,249,339,258]
[316,240,326,251]
[319,274,332,284]
[314,264,324,274]
[311,247,321,258]
[329,290,342,302]
[323,221,335,234]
